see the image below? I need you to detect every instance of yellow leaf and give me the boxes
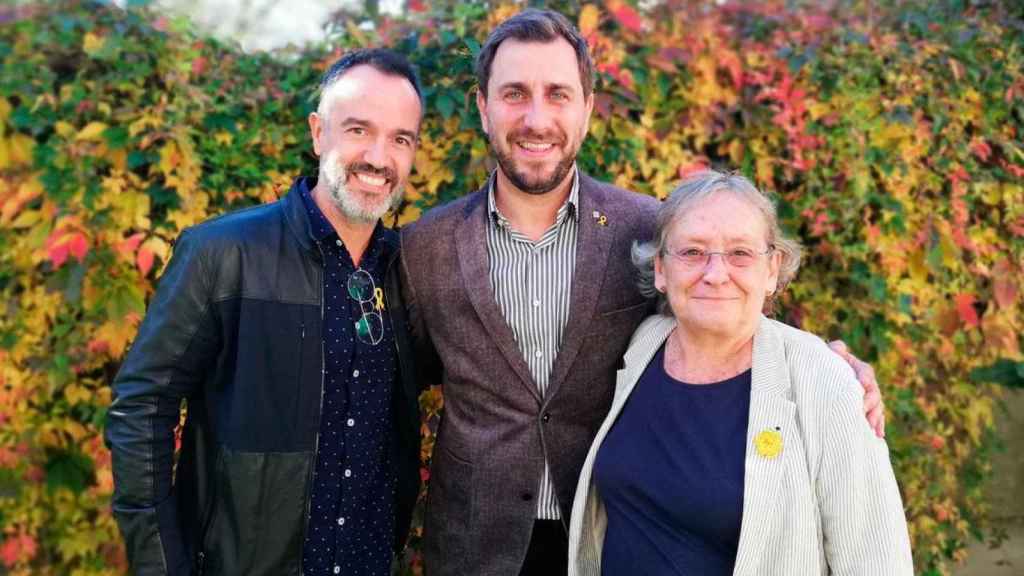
[10,134,33,165]
[214,131,233,145]
[64,384,92,406]
[75,121,108,141]
[10,209,40,229]
[55,120,75,138]
[83,32,105,56]
[0,97,10,123]
[142,236,170,266]
[158,141,179,174]
[578,4,601,35]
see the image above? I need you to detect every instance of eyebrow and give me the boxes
[339,116,419,140]
[496,81,576,94]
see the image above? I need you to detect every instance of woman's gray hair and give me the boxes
[633,169,803,316]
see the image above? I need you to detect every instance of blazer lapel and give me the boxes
[544,176,618,403]
[455,187,542,403]
[733,318,796,575]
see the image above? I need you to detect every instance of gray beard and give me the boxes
[321,153,403,223]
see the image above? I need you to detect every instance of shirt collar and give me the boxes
[298,177,394,265]
[487,165,580,229]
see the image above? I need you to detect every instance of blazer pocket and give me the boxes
[423,443,475,559]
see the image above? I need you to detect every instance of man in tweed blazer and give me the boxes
[400,9,885,576]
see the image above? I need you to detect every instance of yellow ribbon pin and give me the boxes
[373,287,385,311]
[754,429,783,459]
[597,215,608,226]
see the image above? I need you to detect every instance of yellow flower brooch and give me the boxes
[754,428,783,459]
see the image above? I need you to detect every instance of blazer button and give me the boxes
[542,412,551,423]
[520,491,533,501]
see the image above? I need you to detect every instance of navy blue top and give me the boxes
[594,344,751,576]
[298,180,398,576]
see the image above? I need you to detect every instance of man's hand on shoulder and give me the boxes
[828,340,885,438]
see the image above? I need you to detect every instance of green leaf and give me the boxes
[970,360,1024,389]
[45,450,96,494]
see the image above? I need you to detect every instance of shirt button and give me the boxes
[344,468,352,478]
[534,350,543,358]
[352,369,360,378]
[347,418,355,427]
[337,517,345,526]
[542,412,551,423]
[333,566,341,574]
[335,239,342,247]
[532,299,541,307]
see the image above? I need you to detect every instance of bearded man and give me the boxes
[106,49,423,576]
[399,9,886,576]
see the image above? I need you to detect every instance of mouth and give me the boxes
[693,296,740,302]
[510,132,564,159]
[517,140,555,153]
[347,170,392,193]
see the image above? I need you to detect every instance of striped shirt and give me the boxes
[486,169,580,520]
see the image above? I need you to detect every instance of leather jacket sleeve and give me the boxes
[105,228,221,576]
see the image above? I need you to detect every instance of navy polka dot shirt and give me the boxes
[298,182,397,576]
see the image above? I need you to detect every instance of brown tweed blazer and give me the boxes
[400,173,658,576]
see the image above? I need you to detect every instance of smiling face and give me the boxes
[476,37,593,196]
[309,64,421,224]
[654,191,782,341]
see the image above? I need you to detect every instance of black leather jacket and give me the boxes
[105,177,421,575]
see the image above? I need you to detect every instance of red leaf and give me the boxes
[407,0,427,12]
[954,293,980,328]
[67,232,89,262]
[0,533,37,568]
[970,139,992,162]
[47,239,70,268]
[608,1,643,33]
[116,232,145,257]
[191,56,207,77]
[137,247,154,276]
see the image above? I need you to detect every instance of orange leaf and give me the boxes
[993,260,1019,308]
[137,246,154,276]
[954,293,979,328]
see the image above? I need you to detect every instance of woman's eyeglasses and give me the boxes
[664,245,775,268]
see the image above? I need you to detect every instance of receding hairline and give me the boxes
[317,64,423,123]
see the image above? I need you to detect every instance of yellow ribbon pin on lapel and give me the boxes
[373,287,385,312]
[754,429,783,459]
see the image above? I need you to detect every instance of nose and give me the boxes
[362,137,388,168]
[700,253,731,285]
[523,99,553,132]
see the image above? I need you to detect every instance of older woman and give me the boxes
[568,171,912,575]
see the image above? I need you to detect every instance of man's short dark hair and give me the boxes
[475,9,594,99]
[319,48,423,111]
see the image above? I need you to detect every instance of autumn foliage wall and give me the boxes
[1,1,1022,574]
